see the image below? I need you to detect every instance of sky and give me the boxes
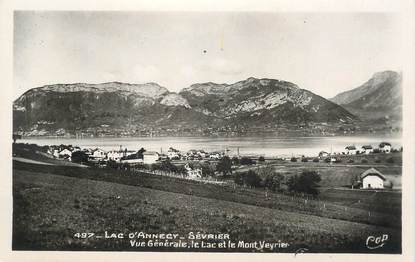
[14,11,403,99]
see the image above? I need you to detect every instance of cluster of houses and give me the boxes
[344,142,393,155]
[47,145,160,165]
[46,145,226,177]
[44,144,395,189]
[319,142,394,159]
[166,147,225,161]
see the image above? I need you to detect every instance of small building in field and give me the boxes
[319,151,329,158]
[50,149,60,158]
[92,148,106,159]
[345,145,357,155]
[167,150,180,160]
[360,168,386,189]
[143,151,159,164]
[379,142,392,153]
[197,150,208,158]
[158,154,169,161]
[167,147,181,159]
[58,148,72,159]
[210,151,224,160]
[87,148,106,163]
[184,163,202,179]
[361,145,373,154]
[330,157,339,163]
[107,150,124,161]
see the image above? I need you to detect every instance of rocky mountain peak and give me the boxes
[160,93,191,108]
[330,70,401,120]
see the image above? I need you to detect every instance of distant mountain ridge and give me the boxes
[330,71,402,121]
[179,77,355,124]
[13,77,357,135]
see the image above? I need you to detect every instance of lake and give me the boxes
[19,135,402,158]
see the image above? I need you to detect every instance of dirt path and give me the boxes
[13,156,89,168]
[13,157,55,166]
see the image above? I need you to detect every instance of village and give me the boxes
[38,140,401,190]
[17,119,402,138]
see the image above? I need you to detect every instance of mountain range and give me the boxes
[13,71,401,135]
[330,71,402,121]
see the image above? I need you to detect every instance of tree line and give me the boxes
[234,165,321,196]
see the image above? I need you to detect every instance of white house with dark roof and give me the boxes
[319,151,329,158]
[107,150,123,161]
[184,163,202,179]
[143,151,159,164]
[167,149,180,160]
[58,148,72,159]
[360,168,386,189]
[379,142,392,153]
[345,145,357,155]
[92,148,106,159]
[361,145,373,154]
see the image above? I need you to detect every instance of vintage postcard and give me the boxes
[1,0,414,261]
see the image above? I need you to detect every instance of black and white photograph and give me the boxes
[2,0,414,260]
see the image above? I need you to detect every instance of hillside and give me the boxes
[330,71,402,121]
[180,77,356,125]
[13,82,211,134]
[13,78,357,136]
[13,164,400,252]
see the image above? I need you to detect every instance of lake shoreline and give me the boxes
[17,135,402,158]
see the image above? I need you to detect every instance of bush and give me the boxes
[151,160,179,173]
[324,158,331,163]
[240,157,254,165]
[347,159,354,163]
[234,170,262,188]
[301,158,308,162]
[193,161,215,177]
[290,157,297,162]
[234,172,244,185]
[71,151,89,164]
[216,156,232,176]
[287,170,321,196]
[312,158,319,163]
[256,164,275,177]
[361,158,368,164]
[263,173,284,192]
[231,156,240,165]
[106,159,119,169]
[384,180,394,189]
[244,170,262,187]
[258,156,265,162]
[350,173,361,189]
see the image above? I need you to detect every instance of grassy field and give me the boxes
[12,143,402,253]
[319,188,401,214]
[13,160,401,228]
[13,159,401,253]
[267,164,402,189]
[13,169,401,253]
[236,154,402,189]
